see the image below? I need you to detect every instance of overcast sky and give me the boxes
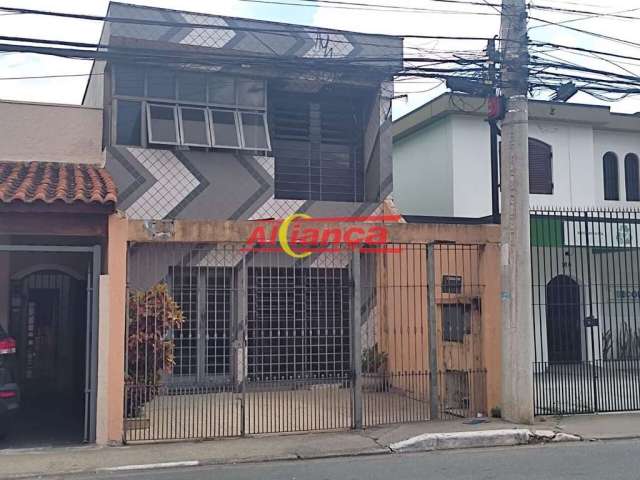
[0,0,639,118]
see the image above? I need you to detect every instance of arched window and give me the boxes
[529,138,553,195]
[603,152,620,201]
[625,153,640,201]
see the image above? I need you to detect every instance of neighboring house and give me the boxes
[393,93,640,218]
[394,93,640,416]
[0,100,126,446]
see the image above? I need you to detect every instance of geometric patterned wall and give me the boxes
[102,3,401,222]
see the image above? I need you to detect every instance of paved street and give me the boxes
[75,439,640,480]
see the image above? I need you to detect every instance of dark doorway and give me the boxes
[7,270,87,447]
[546,275,582,363]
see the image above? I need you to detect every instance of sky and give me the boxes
[1,0,640,118]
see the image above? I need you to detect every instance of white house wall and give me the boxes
[451,116,491,217]
[393,112,640,217]
[392,118,453,216]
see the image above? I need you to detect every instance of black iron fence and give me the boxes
[531,208,640,414]
[124,242,487,442]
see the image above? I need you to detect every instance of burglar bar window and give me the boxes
[442,304,471,343]
[603,151,620,200]
[625,153,640,201]
[113,64,270,151]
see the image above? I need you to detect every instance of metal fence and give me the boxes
[531,208,640,415]
[124,242,487,443]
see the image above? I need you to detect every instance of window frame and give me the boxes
[442,303,471,344]
[178,105,212,148]
[146,103,180,146]
[238,111,271,151]
[603,151,620,201]
[528,138,554,195]
[112,65,271,151]
[209,109,243,149]
[114,99,144,147]
[625,153,640,202]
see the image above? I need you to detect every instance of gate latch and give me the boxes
[584,316,599,328]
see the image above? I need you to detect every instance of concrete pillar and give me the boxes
[96,274,110,444]
[97,214,127,445]
[479,243,502,414]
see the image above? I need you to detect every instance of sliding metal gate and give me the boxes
[124,242,487,442]
[532,208,640,415]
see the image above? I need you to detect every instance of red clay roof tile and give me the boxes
[0,161,117,206]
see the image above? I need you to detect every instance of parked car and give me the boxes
[0,324,18,439]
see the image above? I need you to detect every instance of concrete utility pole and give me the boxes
[499,0,534,424]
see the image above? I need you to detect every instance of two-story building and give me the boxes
[1,4,508,448]
[393,93,640,218]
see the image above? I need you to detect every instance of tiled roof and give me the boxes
[0,161,117,206]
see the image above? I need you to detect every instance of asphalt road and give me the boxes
[77,439,640,480]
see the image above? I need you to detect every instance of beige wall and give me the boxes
[100,215,128,445]
[0,101,103,165]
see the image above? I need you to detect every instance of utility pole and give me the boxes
[499,0,534,424]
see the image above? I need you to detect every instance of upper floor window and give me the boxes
[625,153,640,201]
[603,151,620,200]
[529,138,553,195]
[113,65,270,151]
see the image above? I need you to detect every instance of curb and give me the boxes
[1,429,587,479]
[389,429,581,453]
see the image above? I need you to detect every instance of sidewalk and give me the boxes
[0,414,639,479]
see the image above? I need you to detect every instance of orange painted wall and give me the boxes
[105,214,127,444]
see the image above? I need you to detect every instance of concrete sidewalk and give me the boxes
[0,414,638,479]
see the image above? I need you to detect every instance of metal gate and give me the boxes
[0,245,101,443]
[124,242,487,442]
[532,208,640,414]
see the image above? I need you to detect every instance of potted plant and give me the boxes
[362,344,389,392]
[125,283,184,421]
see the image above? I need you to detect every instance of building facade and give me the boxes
[393,94,640,218]
[394,93,640,416]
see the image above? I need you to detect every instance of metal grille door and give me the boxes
[532,209,640,414]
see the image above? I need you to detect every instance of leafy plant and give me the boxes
[362,344,388,374]
[126,283,184,418]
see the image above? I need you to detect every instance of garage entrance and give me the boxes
[0,247,101,448]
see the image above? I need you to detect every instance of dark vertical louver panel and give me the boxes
[271,92,364,202]
[603,151,620,200]
[625,153,640,201]
[528,138,553,194]
[247,267,350,381]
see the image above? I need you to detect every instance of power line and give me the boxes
[238,0,501,16]
[0,72,99,81]
[0,5,500,42]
